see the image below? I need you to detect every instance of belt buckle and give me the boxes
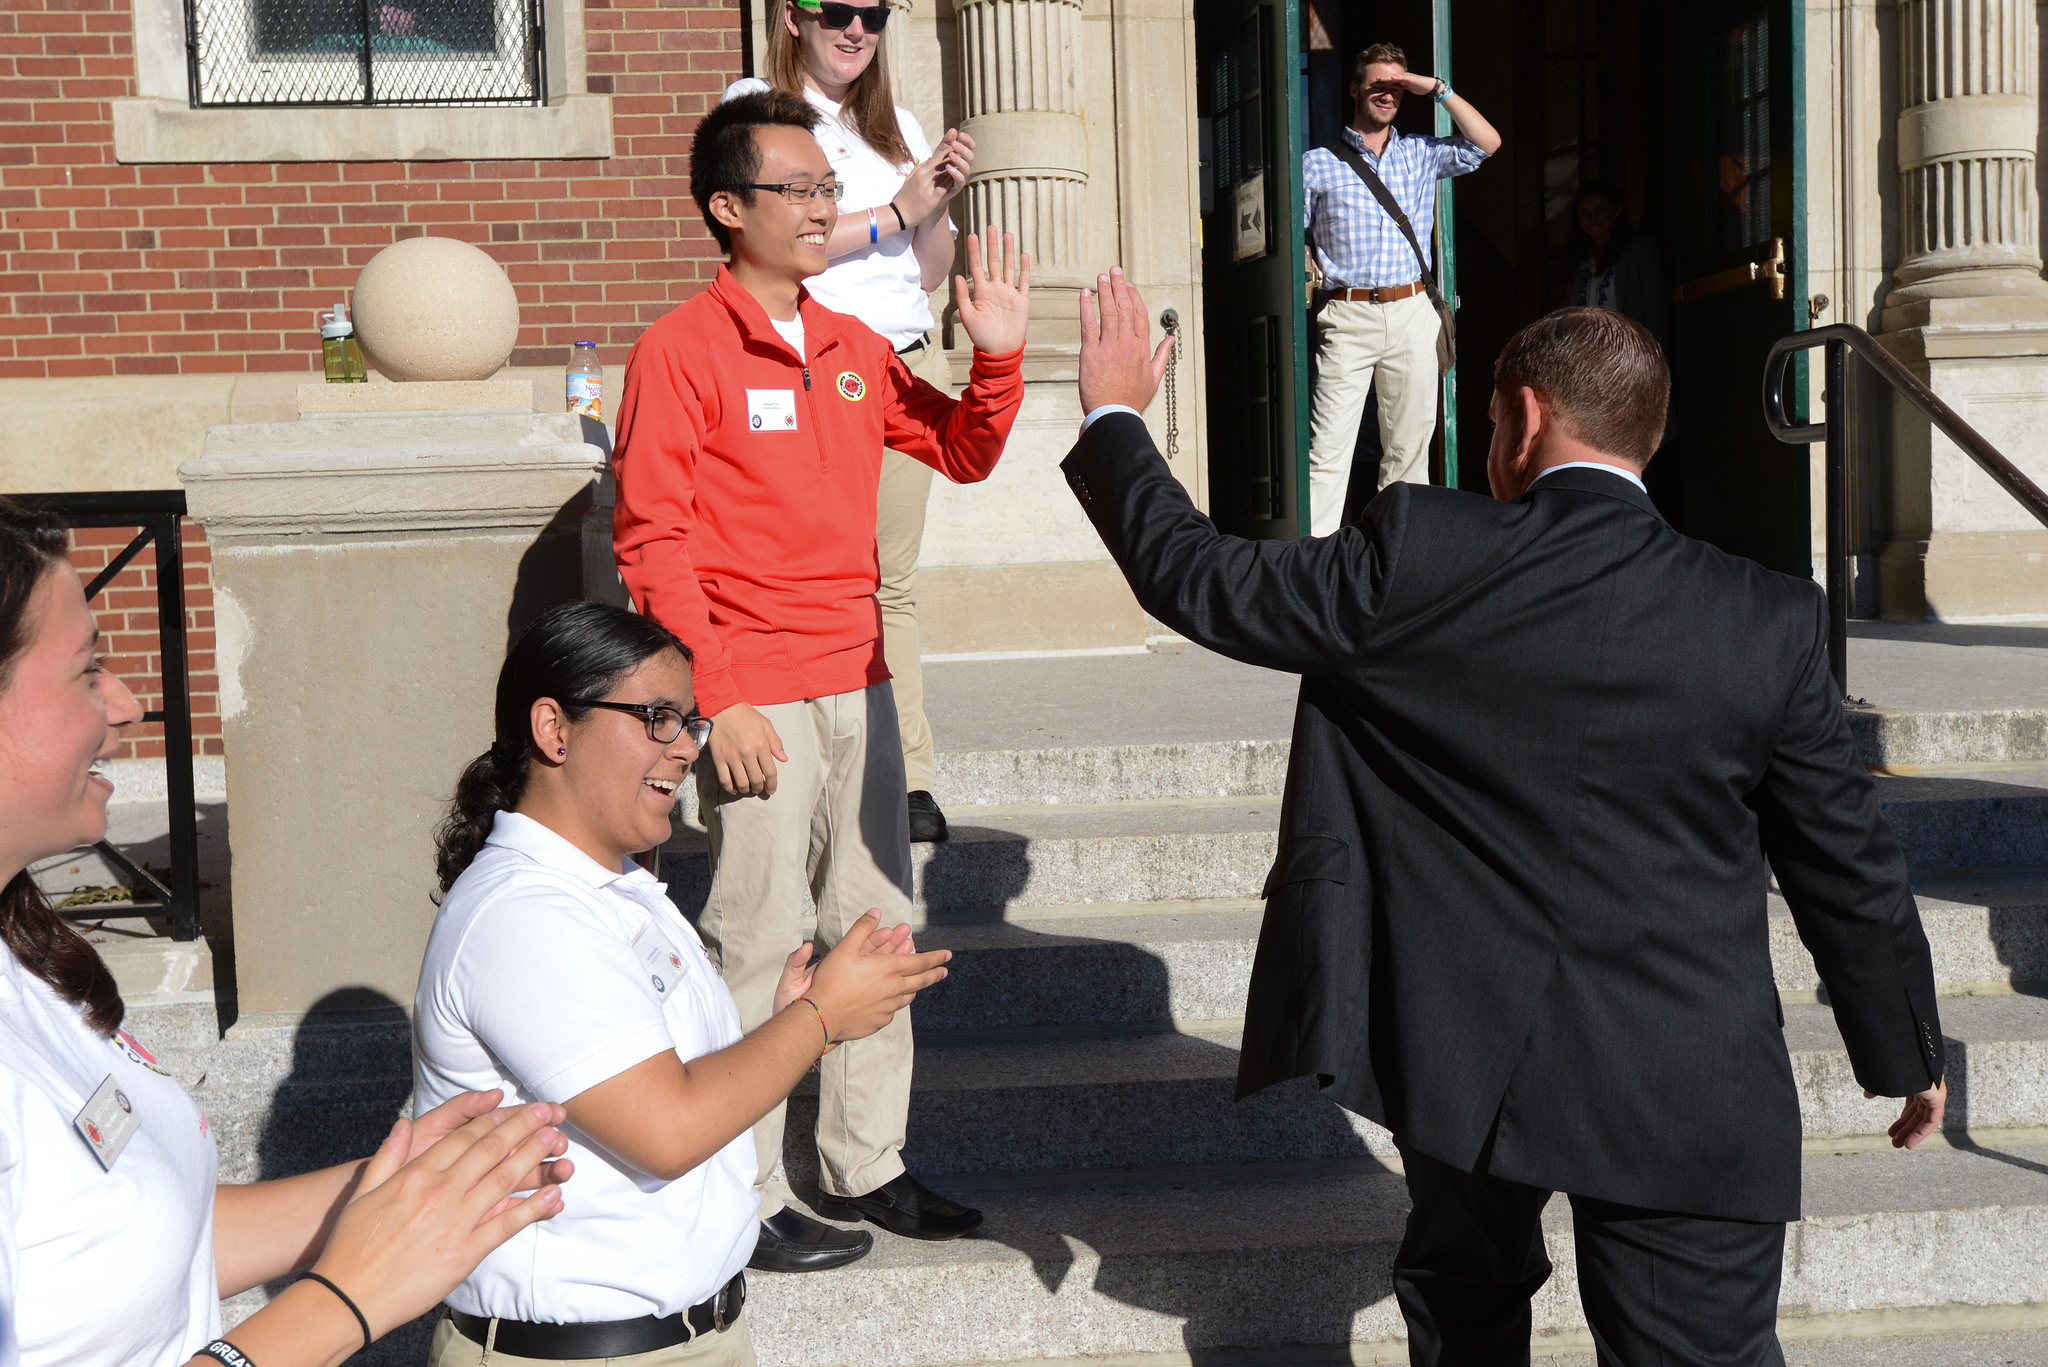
[714,1272,745,1333]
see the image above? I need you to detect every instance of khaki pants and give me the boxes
[877,339,952,795]
[1307,291,1441,536]
[694,683,914,1216]
[427,1310,757,1367]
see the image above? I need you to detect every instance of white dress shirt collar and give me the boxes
[1533,460,1647,493]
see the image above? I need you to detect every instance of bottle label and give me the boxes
[567,374,603,419]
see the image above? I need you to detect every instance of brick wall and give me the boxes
[67,521,219,763]
[0,0,745,380]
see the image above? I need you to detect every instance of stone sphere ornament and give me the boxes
[351,237,521,382]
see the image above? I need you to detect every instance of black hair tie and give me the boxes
[299,1271,373,1353]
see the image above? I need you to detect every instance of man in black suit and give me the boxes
[1062,272,1948,1366]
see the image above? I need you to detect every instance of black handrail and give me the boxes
[12,491,202,942]
[1762,324,2048,700]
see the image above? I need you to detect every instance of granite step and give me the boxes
[160,876,2048,1185]
[912,878,2048,1034]
[901,706,2048,810]
[771,997,2048,1182]
[735,1141,2048,1367]
[662,770,2048,919]
[1874,765,2048,873]
[661,796,1285,915]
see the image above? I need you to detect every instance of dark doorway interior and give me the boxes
[1306,0,1676,497]
[1300,1,1811,575]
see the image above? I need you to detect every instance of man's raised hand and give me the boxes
[954,228,1031,356]
[1078,267,1175,416]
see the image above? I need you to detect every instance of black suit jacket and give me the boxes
[1062,414,1943,1222]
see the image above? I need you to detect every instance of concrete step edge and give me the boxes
[948,1300,2048,1367]
[729,1144,2048,1365]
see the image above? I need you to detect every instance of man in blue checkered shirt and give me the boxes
[1304,42,1500,535]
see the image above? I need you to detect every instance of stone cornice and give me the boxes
[181,414,609,540]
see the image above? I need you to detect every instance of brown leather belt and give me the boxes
[1320,281,1426,303]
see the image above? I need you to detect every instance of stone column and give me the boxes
[1875,0,2048,617]
[182,410,613,1022]
[953,0,1089,343]
[1887,0,2048,310]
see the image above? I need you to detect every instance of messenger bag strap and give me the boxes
[1324,139,1437,296]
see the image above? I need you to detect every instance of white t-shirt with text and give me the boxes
[413,812,757,1323]
[0,948,220,1367]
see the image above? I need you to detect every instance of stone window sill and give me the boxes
[110,95,612,164]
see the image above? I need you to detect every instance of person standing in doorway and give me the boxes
[1303,43,1500,536]
[726,0,973,844]
[1569,181,1669,346]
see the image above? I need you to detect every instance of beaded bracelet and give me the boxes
[796,996,836,1058]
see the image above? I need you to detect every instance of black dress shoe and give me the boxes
[746,1207,873,1273]
[813,1172,983,1240]
[907,790,950,843]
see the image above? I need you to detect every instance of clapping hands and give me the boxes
[774,912,922,1015]
[896,130,975,224]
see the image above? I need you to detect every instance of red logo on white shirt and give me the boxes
[117,1027,172,1077]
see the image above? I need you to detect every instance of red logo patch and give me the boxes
[837,371,866,402]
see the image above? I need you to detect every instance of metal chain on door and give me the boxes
[1160,308,1181,457]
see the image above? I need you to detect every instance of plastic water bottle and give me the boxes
[566,341,603,419]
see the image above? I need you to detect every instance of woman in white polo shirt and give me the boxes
[726,0,975,854]
[415,600,951,1366]
[0,497,574,1367]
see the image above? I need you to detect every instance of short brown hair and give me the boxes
[1351,43,1407,83]
[1493,307,1670,464]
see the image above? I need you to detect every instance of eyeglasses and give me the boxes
[737,179,847,206]
[566,699,714,747]
[809,2,891,31]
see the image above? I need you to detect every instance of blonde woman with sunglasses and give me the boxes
[727,0,973,856]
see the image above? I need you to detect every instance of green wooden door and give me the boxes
[1198,0,1310,538]
[1669,0,1808,574]
[1431,0,1458,489]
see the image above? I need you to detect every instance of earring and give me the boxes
[557,747,567,757]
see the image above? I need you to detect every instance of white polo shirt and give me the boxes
[0,948,220,1367]
[413,812,757,1322]
[724,77,941,348]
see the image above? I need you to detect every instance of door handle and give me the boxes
[1672,237,1787,304]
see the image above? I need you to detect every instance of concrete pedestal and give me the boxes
[180,412,612,1022]
[1877,304,2048,620]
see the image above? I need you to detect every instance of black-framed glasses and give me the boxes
[566,699,713,747]
[808,2,891,31]
[738,180,846,205]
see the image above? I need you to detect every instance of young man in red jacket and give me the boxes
[613,89,1029,1273]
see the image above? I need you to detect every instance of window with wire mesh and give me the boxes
[187,0,544,107]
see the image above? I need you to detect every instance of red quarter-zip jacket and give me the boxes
[613,266,1024,717]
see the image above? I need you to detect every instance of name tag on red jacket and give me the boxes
[747,389,798,432]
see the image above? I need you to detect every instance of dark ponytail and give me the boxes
[0,497,125,1036]
[434,601,690,895]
